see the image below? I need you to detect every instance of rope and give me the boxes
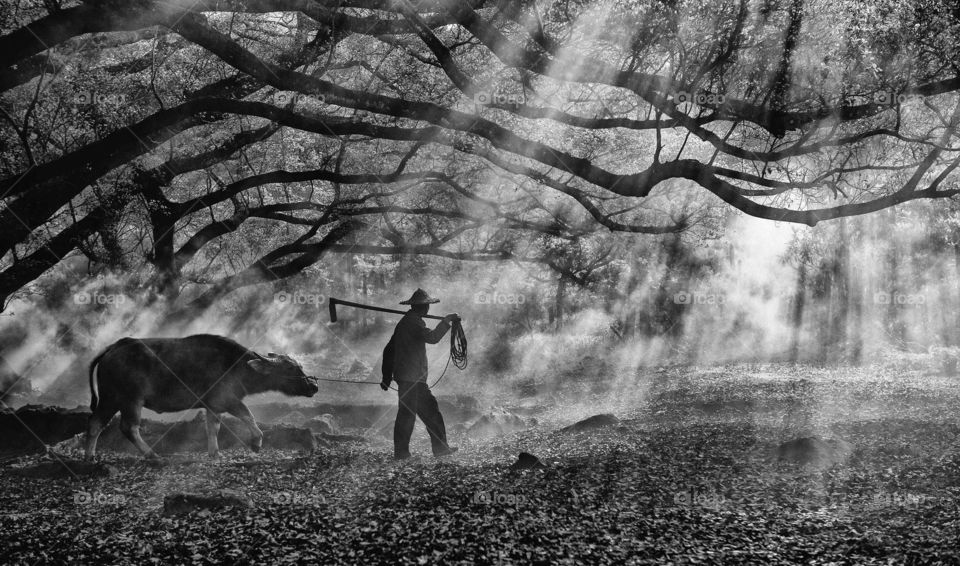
[449,320,467,370]
[313,376,387,385]
[314,320,467,390]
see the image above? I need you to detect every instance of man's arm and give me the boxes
[380,336,395,391]
[418,313,460,344]
[420,320,451,344]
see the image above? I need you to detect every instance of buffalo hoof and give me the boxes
[208,451,221,459]
[249,443,261,453]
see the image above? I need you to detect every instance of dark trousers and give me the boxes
[394,381,448,457]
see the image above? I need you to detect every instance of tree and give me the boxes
[2,0,959,311]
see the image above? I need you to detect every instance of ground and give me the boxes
[1,360,959,565]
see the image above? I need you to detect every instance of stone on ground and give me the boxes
[466,410,528,438]
[163,489,253,515]
[304,414,338,435]
[510,452,546,470]
[559,413,620,433]
[0,405,89,454]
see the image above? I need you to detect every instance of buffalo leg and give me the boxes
[84,405,118,461]
[227,403,263,453]
[205,409,222,458]
[119,406,159,459]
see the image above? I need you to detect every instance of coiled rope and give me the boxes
[449,319,468,371]
[427,319,467,388]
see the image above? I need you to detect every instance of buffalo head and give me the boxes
[247,353,319,397]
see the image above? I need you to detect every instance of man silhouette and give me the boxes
[381,288,460,459]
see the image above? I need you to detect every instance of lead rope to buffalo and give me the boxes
[313,320,467,390]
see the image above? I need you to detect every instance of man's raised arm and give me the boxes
[419,313,459,344]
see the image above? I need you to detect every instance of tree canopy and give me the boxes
[2,0,959,309]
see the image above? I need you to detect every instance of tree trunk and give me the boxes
[831,218,849,363]
[789,245,808,362]
[555,275,566,330]
[885,209,906,348]
[848,240,864,365]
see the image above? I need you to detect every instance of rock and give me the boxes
[510,452,546,470]
[306,418,332,435]
[0,405,89,453]
[262,426,316,452]
[776,437,854,467]
[559,413,619,433]
[163,490,252,515]
[12,460,117,479]
[466,410,528,438]
[304,414,338,435]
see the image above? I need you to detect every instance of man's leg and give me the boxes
[394,381,418,459]
[415,384,452,455]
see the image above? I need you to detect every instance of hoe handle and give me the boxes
[328,297,445,322]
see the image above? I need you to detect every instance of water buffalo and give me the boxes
[85,334,318,460]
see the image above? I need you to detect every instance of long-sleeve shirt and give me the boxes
[388,312,450,383]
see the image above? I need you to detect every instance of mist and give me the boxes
[1,199,955,417]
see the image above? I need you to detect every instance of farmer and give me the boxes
[381,288,460,459]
